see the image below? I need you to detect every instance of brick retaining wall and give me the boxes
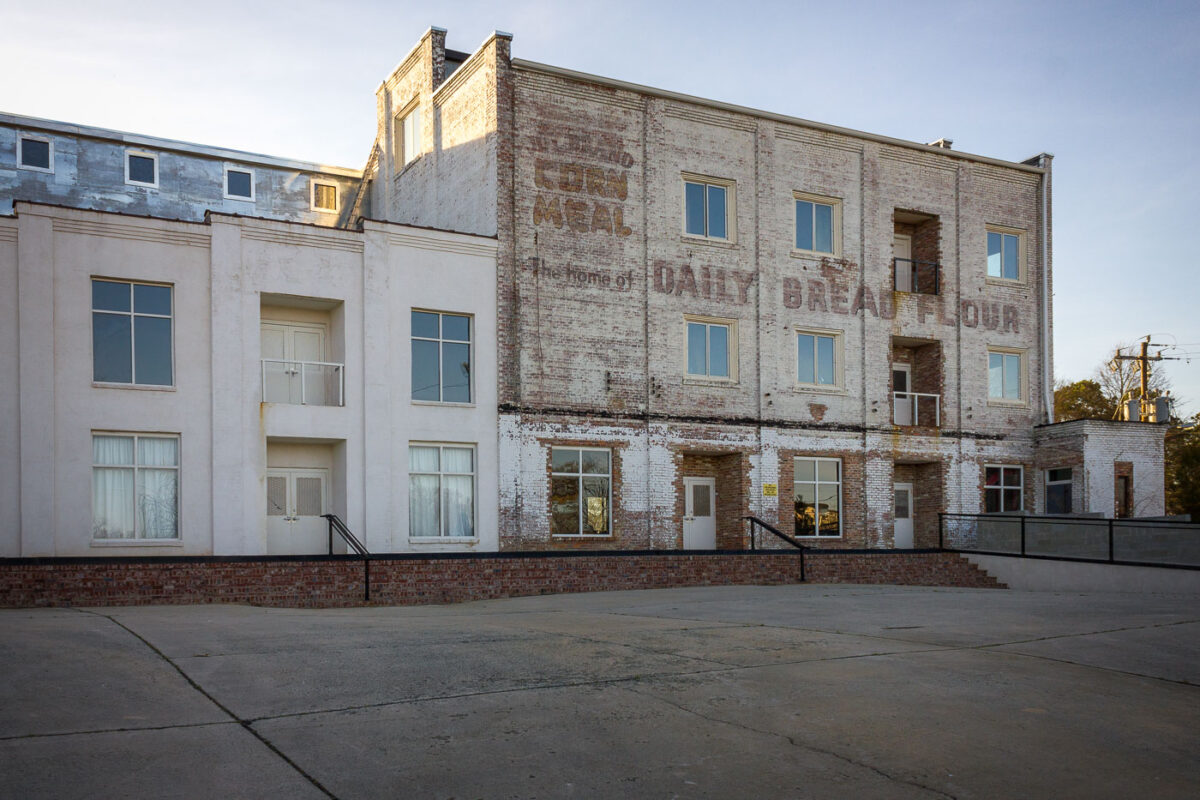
[0,551,1003,609]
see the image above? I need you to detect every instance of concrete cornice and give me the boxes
[511,59,1046,175]
[0,112,363,177]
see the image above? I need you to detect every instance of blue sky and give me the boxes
[4,0,1197,413]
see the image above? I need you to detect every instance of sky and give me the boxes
[4,0,1197,414]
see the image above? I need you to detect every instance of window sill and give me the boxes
[683,376,739,388]
[551,534,615,539]
[92,382,176,392]
[986,398,1028,408]
[409,537,478,544]
[223,194,255,203]
[790,384,846,396]
[984,276,1025,288]
[789,248,839,260]
[310,207,338,215]
[411,400,476,408]
[19,164,54,175]
[679,234,737,249]
[92,539,183,547]
[794,534,843,540]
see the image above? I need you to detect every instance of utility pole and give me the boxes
[1112,336,1179,421]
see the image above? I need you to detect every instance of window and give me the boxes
[92,279,173,386]
[125,150,158,188]
[988,349,1024,402]
[794,192,840,256]
[794,457,841,537]
[311,180,338,212]
[395,106,421,166]
[1045,468,1072,514]
[986,228,1022,281]
[412,310,472,403]
[796,330,838,387]
[550,447,612,536]
[985,465,1023,513]
[409,444,475,538]
[686,317,734,379]
[224,165,255,201]
[18,135,53,172]
[92,433,179,540]
[682,174,733,241]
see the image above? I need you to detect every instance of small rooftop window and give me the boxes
[125,151,158,188]
[224,166,255,201]
[18,136,53,172]
[311,180,338,213]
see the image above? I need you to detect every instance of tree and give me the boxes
[1165,415,1200,521]
[1054,379,1115,421]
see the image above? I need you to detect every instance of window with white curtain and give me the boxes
[92,433,179,540]
[409,444,476,538]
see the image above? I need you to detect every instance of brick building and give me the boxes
[0,27,1167,557]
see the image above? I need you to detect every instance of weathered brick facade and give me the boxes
[379,30,1063,551]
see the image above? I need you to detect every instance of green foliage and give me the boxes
[1054,379,1116,421]
[1165,415,1200,521]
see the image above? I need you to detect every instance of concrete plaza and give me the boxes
[2,584,1197,799]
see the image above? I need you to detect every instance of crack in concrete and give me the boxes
[0,720,235,742]
[75,609,341,800]
[624,685,958,799]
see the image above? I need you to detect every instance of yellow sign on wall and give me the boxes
[762,483,778,497]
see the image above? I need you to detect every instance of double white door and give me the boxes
[262,322,326,405]
[682,477,717,550]
[266,469,334,554]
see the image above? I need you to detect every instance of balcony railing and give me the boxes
[893,391,940,427]
[261,359,345,406]
[893,258,940,295]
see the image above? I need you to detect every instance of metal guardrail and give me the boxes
[743,516,806,581]
[939,512,1200,569]
[261,359,345,406]
[893,258,940,295]
[322,513,372,600]
[893,391,940,427]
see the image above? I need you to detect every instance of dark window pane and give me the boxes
[93,314,132,383]
[20,138,50,168]
[707,185,726,239]
[985,468,1001,487]
[582,477,610,533]
[794,484,816,537]
[551,448,579,474]
[550,476,580,534]
[411,339,440,400]
[441,314,470,342]
[796,201,813,250]
[1003,488,1022,512]
[133,284,171,315]
[441,342,471,403]
[684,182,706,235]
[817,484,839,535]
[1046,483,1071,514]
[412,311,439,339]
[128,155,156,184]
[1003,467,1022,487]
[985,490,1001,513]
[93,280,130,312]
[581,450,609,475]
[814,203,833,253]
[1048,468,1072,482]
[134,316,172,385]
[227,170,252,198]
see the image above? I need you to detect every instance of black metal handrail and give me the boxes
[321,514,372,600]
[893,257,940,295]
[743,516,805,581]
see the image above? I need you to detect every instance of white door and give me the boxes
[894,483,914,549]
[261,322,326,404]
[266,469,336,554]
[894,234,913,291]
[682,477,717,550]
[893,364,913,425]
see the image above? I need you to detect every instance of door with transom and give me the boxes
[682,477,717,550]
[261,322,326,404]
[266,468,334,554]
[893,482,914,549]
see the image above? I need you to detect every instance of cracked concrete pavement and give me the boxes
[1,584,1197,799]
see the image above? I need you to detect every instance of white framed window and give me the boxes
[18,135,53,173]
[92,278,173,387]
[92,433,179,541]
[987,347,1025,403]
[793,191,841,256]
[412,310,472,403]
[685,315,736,381]
[125,150,159,188]
[986,226,1023,282]
[1045,467,1073,514]
[223,165,255,201]
[682,173,735,241]
[985,465,1023,513]
[311,180,338,213]
[794,457,841,538]
[550,447,612,537]
[409,444,476,539]
[394,105,422,167]
[795,329,840,388]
